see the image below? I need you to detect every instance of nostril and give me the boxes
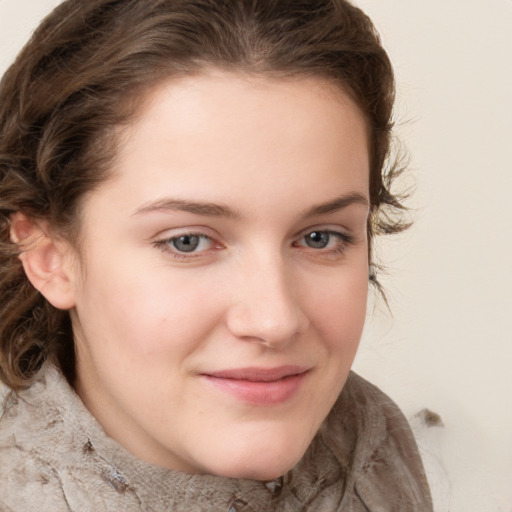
[225,264,309,345]
[226,298,308,348]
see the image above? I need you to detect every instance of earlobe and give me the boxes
[10,212,77,310]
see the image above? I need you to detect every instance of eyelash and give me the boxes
[153,229,356,261]
[294,230,355,257]
[153,233,215,261]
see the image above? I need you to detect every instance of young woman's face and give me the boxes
[70,72,370,479]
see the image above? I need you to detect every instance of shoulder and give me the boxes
[0,365,142,512]
[0,373,70,510]
[323,372,434,511]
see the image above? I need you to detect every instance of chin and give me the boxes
[206,443,306,481]
[215,462,295,482]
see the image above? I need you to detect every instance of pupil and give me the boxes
[172,235,200,252]
[307,232,329,249]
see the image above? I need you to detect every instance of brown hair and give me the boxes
[0,0,408,391]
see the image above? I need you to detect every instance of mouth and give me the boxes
[200,366,310,405]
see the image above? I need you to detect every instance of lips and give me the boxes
[201,366,310,405]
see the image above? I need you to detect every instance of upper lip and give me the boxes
[203,366,310,382]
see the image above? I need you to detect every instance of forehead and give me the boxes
[87,71,370,221]
[132,71,369,157]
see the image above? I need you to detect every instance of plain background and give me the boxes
[1,1,511,511]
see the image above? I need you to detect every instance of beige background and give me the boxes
[1,1,511,510]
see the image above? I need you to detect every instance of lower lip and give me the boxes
[202,372,308,405]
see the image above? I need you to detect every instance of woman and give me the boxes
[0,0,432,510]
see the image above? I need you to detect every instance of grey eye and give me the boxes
[172,234,201,252]
[304,231,330,249]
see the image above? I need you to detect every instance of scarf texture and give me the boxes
[0,364,432,511]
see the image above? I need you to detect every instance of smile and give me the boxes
[201,366,310,405]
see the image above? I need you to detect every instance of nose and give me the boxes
[225,254,310,349]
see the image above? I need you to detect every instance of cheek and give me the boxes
[75,255,224,360]
[309,266,368,350]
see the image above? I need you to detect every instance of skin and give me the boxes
[52,72,370,480]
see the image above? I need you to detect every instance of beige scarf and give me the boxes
[0,364,432,511]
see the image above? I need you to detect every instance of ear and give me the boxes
[10,212,77,310]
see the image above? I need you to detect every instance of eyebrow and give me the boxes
[133,198,242,219]
[300,192,369,218]
[132,192,369,219]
